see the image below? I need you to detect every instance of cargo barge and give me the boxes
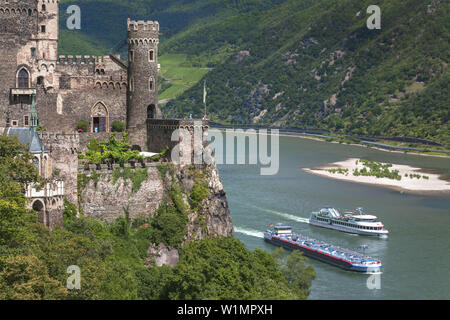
[264,226,382,273]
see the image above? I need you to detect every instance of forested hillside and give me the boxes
[58,0,288,54]
[58,0,449,147]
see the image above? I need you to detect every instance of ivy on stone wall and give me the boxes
[188,166,210,211]
[112,167,149,193]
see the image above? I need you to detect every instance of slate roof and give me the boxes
[6,127,49,154]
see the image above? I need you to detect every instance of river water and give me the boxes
[216,132,450,300]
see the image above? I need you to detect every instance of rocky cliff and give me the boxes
[79,162,233,243]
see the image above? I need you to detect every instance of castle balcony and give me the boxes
[10,88,36,99]
[25,180,65,199]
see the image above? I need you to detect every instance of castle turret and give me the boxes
[126,18,162,149]
[37,0,59,62]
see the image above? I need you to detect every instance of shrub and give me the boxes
[77,121,89,132]
[63,200,78,222]
[112,121,126,133]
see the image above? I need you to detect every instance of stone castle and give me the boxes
[0,0,222,234]
[0,0,160,144]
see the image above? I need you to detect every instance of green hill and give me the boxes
[58,0,449,147]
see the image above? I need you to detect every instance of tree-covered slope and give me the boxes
[162,0,449,146]
[0,135,315,300]
[58,0,288,54]
[58,0,449,146]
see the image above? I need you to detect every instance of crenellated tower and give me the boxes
[126,18,162,149]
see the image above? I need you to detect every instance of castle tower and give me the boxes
[37,0,59,62]
[126,18,162,149]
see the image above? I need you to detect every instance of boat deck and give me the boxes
[274,232,379,265]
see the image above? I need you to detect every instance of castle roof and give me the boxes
[6,127,49,154]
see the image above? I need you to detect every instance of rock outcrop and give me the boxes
[79,162,234,245]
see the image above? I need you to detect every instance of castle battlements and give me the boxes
[127,18,159,32]
[79,160,164,175]
[0,0,59,14]
[147,119,210,130]
[38,132,80,143]
[57,55,114,65]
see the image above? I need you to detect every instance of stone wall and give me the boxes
[147,119,209,163]
[39,132,80,205]
[42,85,127,133]
[79,164,166,222]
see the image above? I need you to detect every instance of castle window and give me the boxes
[147,105,156,119]
[41,25,46,33]
[28,9,32,16]
[129,50,134,62]
[42,4,46,11]
[31,48,36,57]
[129,77,134,92]
[149,50,154,62]
[24,116,29,126]
[37,76,44,85]
[17,68,30,88]
[149,77,154,91]
[11,120,19,127]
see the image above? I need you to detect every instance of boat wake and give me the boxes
[248,204,310,224]
[364,271,383,275]
[234,227,265,239]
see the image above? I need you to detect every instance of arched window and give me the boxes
[33,157,40,172]
[17,68,30,88]
[42,4,46,11]
[32,200,46,226]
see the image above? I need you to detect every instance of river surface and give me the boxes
[215,132,450,300]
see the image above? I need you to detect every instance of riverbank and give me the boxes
[303,158,450,193]
[209,126,450,158]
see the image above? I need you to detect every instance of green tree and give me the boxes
[274,249,316,299]
[0,254,68,300]
[137,237,312,300]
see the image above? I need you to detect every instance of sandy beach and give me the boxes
[303,158,450,192]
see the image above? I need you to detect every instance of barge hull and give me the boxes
[265,236,364,272]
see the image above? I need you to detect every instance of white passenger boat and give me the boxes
[309,207,389,238]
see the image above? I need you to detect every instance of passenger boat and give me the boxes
[309,207,389,238]
[264,225,382,273]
